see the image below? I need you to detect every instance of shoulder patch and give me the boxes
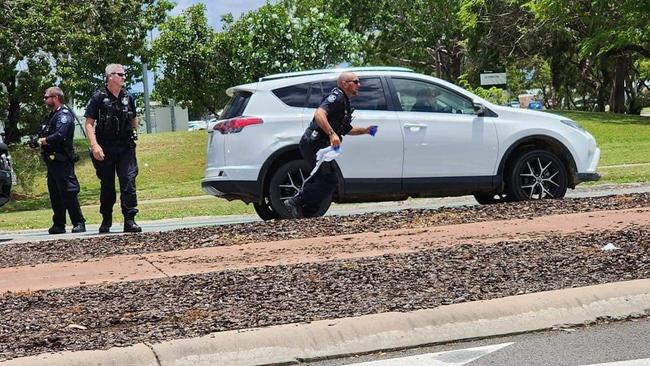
[327,94,337,103]
[59,114,69,124]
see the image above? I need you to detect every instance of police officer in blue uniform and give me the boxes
[284,72,375,219]
[39,87,86,234]
[84,64,141,233]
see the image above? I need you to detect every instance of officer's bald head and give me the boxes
[337,72,360,97]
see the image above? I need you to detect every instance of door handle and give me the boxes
[404,123,427,132]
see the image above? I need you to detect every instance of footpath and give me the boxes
[2,206,650,365]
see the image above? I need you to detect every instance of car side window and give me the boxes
[351,77,388,111]
[307,80,337,108]
[392,78,474,115]
[272,83,310,107]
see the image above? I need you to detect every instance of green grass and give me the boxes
[552,110,650,183]
[2,111,650,230]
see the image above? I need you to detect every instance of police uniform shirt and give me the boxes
[45,106,75,151]
[311,87,353,139]
[84,88,136,141]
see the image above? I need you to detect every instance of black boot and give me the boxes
[99,216,112,234]
[283,196,303,219]
[71,222,86,233]
[48,225,66,235]
[124,219,142,233]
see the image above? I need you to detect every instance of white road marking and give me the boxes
[582,359,650,366]
[343,342,514,366]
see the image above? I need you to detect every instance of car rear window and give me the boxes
[220,91,252,119]
[308,80,338,108]
[272,83,310,107]
[306,78,388,111]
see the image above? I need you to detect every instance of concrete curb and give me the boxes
[4,279,650,366]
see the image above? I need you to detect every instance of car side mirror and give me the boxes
[473,103,485,117]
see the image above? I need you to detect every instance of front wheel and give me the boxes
[505,150,568,201]
[473,193,509,205]
[268,160,332,219]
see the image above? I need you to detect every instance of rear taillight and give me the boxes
[213,116,263,134]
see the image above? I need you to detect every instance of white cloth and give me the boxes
[304,146,341,185]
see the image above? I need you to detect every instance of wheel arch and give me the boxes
[497,135,578,189]
[257,145,345,204]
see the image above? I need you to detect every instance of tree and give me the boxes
[527,0,650,113]
[152,4,223,117]
[151,2,363,116]
[219,3,363,84]
[321,0,467,81]
[0,0,56,142]
[0,0,173,143]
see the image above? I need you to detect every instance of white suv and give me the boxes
[202,67,600,220]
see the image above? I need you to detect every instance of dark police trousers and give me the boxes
[298,133,337,217]
[92,143,139,219]
[45,159,84,226]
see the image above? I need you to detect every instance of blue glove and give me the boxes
[368,125,378,136]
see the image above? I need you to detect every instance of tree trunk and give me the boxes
[595,56,611,112]
[610,55,627,113]
[3,76,21,144]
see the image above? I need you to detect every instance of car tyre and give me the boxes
[505,149,568,201]
[268,160,332,219]
[473,193,509,205]
[253,197,281,220]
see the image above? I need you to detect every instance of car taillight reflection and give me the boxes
[213,117,263,134]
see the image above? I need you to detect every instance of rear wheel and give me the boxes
[253,197,281,220]
[505,149,568,201]
[268,160,332,219]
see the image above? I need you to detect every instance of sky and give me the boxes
[170,0,268,30]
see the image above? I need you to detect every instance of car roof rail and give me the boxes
[259,66,414,82]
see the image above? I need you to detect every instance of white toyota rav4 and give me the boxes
[202,67,600,220]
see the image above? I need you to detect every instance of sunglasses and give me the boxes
[347,79,360,85]
[43,95,55,100]
[111,72,126,77]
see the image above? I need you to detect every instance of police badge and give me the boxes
[122,96,129,106]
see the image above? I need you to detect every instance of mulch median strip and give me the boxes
[1,223,649,360]
[0,193,649,268]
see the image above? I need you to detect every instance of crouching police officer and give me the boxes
[39,87,86,234]
[283,71,375,219]
[84,64,141,233]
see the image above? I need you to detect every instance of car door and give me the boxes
[313,77,403,194]
[389,77,498,191]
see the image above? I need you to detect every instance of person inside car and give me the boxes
[411,88,440,112]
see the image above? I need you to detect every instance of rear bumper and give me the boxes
[577,172,601,182]
[201,180,260,204]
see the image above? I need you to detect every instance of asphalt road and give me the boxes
[306,317,650,366]
[2,182,650,244]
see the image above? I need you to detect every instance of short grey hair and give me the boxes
[105,64,124,78]
[46,86,64,103]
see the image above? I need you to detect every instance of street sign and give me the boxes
[480,71,507,87]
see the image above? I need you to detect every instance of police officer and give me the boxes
[284,72,375,219]
[84,64,141,233]
[39,87,86,234]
